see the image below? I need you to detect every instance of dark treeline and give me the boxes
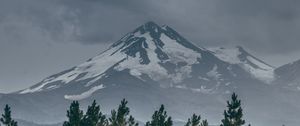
[62,93,251,126]
[2,93,256,126]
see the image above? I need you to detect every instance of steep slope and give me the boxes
[275,59,300,90]
[209,47,275,83]
[0,22,298,126]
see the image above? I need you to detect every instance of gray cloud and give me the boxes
[1,0,300,54]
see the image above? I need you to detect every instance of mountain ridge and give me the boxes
[18,21,274,95]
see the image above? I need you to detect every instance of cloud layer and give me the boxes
[1,0,300,53]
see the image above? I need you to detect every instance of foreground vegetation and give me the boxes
[3,93,252,126]
[63,93,251,126]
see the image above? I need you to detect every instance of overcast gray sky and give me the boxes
[1,0,300,93]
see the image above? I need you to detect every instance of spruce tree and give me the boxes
[220,93,245,126]
[185,114,200,126]
[128,116,138,126]
[108,99,138,126]
[0,104,17,126]
[185,114,208,126]
[200,120,208,126]
[109,110,118,126]
[81,100,107,126]
[63,101,83,126]
[145,105,172,126]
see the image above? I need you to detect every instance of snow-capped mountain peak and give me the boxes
[20,21,204,94]
[19,22,275,96]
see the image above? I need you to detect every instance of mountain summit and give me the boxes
[0,22,299,126]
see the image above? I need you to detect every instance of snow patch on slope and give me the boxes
[115,47,169,81]
[209,47,241,64]
[243,56,274,83]
[20,41,128,94]
[114,33,170,81]
[160,33,201,64]
[207,65,221,80]
[64,84,105,100]
[175,85,214,94]
[247,56,273,70]
[115,33,201,83]
[160,33,201,83]
[85,74,105,87]
[20,71,79,94]
[209,47,275,83]
[129,69,142,76]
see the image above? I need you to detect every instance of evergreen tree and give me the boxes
[108,99,138,126]
[185,114,208,126]
[98,114,108,126]
[109,110,118,126]
[200,120,208,126]
[185,114,200,126]
[220,93,245,126]
[63,101,83,126]
[0,104,17,126]
[128,116,138,126]
[145,105,172,126]
[81,100,107,126]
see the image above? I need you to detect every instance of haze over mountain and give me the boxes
[0,22,300,126]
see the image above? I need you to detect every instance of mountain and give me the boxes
[275,59,300,90]
[18,22,274,96]
[0,22,299,126]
